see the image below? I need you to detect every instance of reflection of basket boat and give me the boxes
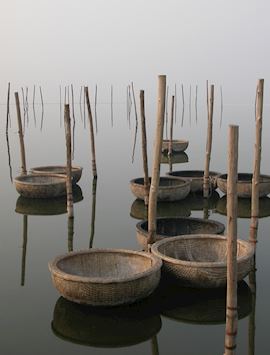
[30,165,82,184]
[160,152,188,164]
[130,176,190,202]
[216,195,270,218]
[136,217,225,249]
[15,185,83,216]
[52,296,161,348]
[167,170,220,193]
[181,191,220,211]
[130,199,191,220]
[151,235,254,288]
[162,139,189,153]
[159,280,252,324]
[14,174,67,198]
[217,173,270,198]
[49,249,162,306]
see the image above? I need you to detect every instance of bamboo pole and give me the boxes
[151,335,159,355]
[85,87,98,178]
[203,84,214,198]
[165,85,169,139]
[139,90,150,206]
[174,84,177,124]
[224,124,239,355]
[15,92,27,175]
[71,84,75,159]
[6,82,10,134]
[131,82,139,163]
[169,95,175,161]
[250,79,264,245]
[64,104,74,218]
[248,255,256,355]
[195,84,198,123]
[94,84,98,133]
[189,84,191,125]
[68,215,74,252]
[181,84,185,127]
[21,215,28,286]
[147,75,166,245]
[89,177,97,248]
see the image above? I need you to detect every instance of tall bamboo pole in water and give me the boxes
[64,104,74,218]
[203,84,214,198]
[139,90,150,206]
[6,82,10,134]
[68,216,74,252]
[15,92,27,175]
[248,255,256,355]
[147,75,166,245]
[169,95,175,160]
[224,125,239,355]
[250,79,264,245]
[89,177,98,248]
[85,87,97,178]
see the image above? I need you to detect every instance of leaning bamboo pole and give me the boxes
[6,82,10,134]
[169,95,175,160]
[89,177,97,248]
[139,90,150,206]
[203,84,214,198]
[64,104,74,218]
[224,125,239,355]
[250,79,264,245]
[147,75,166,245]
[15,92,27,175]
[85,87,97,178]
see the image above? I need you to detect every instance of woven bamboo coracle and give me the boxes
[49,249,162,306]
[151,235,254,288]
[161,139,189,153]
[30,165,82,184]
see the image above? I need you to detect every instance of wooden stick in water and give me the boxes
[85,87,98,178]
[181,84,185,127]
[174,84,177,124]
[139,90,150,206]
[250,79,264,245]
[147,75,166,245]
[68,215,74,252]
[15,92,27,175]
[165,85,169,139]
[169,95,175,161]
[131,82,139,163]
[6,82,10,134]
[89,177,97,248]
[203,84,214,198]
[224,124,239,355]
[64,104,74,218]
[21,215,28,286]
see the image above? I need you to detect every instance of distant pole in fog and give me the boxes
[15,92,27,175]
[85,86,97,178]
[181,83,185,127]
[110,85,113,127]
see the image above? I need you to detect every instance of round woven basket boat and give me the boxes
[14,174,67,199]
[166,170,220,193]
[130,199,191,220]
[52,296,161,348]
[136,217,225,250]
[159,280,252,324]
[162,139,189,153]
[30,165,82,184]
[160,151,188,164]
[151,235,254,288]
[216,195,270,219]
[49,249,162,306]
[130,176,190,202]
[15,185,83,216]
[217,173,270,198]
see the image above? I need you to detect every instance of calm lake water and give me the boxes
[0,86,270,354]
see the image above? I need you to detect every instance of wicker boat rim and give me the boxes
[151,234,254,268]
[136,217,225,236]
[218,173,270,183]
[167,170,221,179]
[130,176,190,189]
[49,248,162,284]
[30,165,82,172]
[14,174,67,186]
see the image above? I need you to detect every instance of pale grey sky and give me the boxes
[0,0,269,100]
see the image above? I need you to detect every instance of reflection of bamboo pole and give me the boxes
[248,255,256,355]
[89,177,97,248]
[224,125,239,355]
[15,92,27,175]
[151,335,159,355]
[148,75,166,245]
[131,82,139,163]
[169,95,175,161]
[140,90,150,206]
[64,104,74,218]
[68,215,74,252]
[203,84,214,198]
[85,87,97,178]
[21,215,28,286]
[250,79,264,245]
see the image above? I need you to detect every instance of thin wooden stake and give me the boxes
[21,215,28,286]
[203,84,214,198]
[147,75,166,245]
[181,84,185,127]
[131,82,139,163]
[195,85,198,123]
[250,79,264,245]
[224,125,239,355]
[140,90,150,206]
[174,84,177,124]
[189,84,191,125]
[15,92,27,175]
[165,85,169,139]
[169,95,175,161]
[248,255,256,355]
[94,84,98,133]
[89,177,97,248]
[85,87,98,178]
[71,84,76,159]
[64,104,74,218]
[6,82,10,134]
[68,215,74,252]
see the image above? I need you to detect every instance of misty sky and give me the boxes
[1,0,269,100]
